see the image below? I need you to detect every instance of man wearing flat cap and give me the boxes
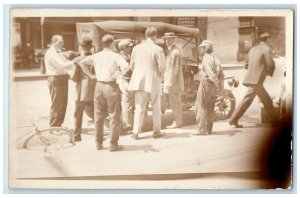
[72,36,96,142]
[162,32,184,129]
[194,40,224,135]
[229,32,278,127]
[117,39,135,132]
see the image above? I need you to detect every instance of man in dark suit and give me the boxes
[229,32,278,128]
[71,37,97,142]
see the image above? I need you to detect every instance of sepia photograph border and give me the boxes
[3,4,297,193]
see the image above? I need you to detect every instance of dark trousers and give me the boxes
[195,78,217,133]
[74,101,94,138]
[229,83,278,123]
[94,81,121,146]
[47,75,68,127]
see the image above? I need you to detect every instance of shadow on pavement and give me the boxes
[161,132,191,139]
[122,144,160,153]
[81,128,95,134]
[212,129,242,136]
[43,154,71,176]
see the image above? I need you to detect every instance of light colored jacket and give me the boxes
[243,42,275,86]
[128,39,166,95]
[163,44,184,93]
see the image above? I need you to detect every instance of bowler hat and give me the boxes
[80,37,94,49]
[162,32,178,39]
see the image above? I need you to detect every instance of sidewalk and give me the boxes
[12,68,48,81]
[11,119,276,189]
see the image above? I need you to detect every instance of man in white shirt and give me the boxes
[44,35,82,127]
[117,39,134,132]
[79,34,128,152]
[194,40,224,135]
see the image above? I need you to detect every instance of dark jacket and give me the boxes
[243,42,275,86]
[74,52,96,101]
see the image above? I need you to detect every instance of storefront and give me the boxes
[11,16,285,70]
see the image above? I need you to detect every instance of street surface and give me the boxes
[8,65,286,189]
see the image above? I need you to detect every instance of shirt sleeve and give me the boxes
[79,54,94,68]
[215,57,225,80]
[129,47,136,71]
[117,54,129,72]
[156,48,166,74]
[167,50,182,86]
[202,56,219,85]
[48,52,74,71]
[263,49,275,76]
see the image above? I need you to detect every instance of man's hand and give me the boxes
[89,74,97,80]
[164,84,171,94]
[73,55,85,64]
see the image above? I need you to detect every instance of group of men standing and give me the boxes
[44,27,185,152]
[44,27,278,152]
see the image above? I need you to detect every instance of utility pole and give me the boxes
[40,17,46,74]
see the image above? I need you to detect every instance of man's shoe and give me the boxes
[166,122,182,129]
[96,144,104,150]
[229,120,243,128]
[193,131,207,136]
[131,133,139,140]
[109,144,123,152]
[73,135,82,142]
[153,132,165,138]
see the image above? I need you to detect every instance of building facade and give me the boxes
[11,16,286,69]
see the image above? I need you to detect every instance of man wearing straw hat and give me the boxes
[162,32,184,129]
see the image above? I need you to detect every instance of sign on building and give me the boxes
[177,17,196,28]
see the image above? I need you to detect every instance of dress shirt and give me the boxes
[44,46,75,76]
[81,48,128,82]
[199,53,220,86]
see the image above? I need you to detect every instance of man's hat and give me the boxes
[79,36,94,49]
[118,39,133,48]
[199,40,213,48]
[259,32,271,39]
[162,32,178,39]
